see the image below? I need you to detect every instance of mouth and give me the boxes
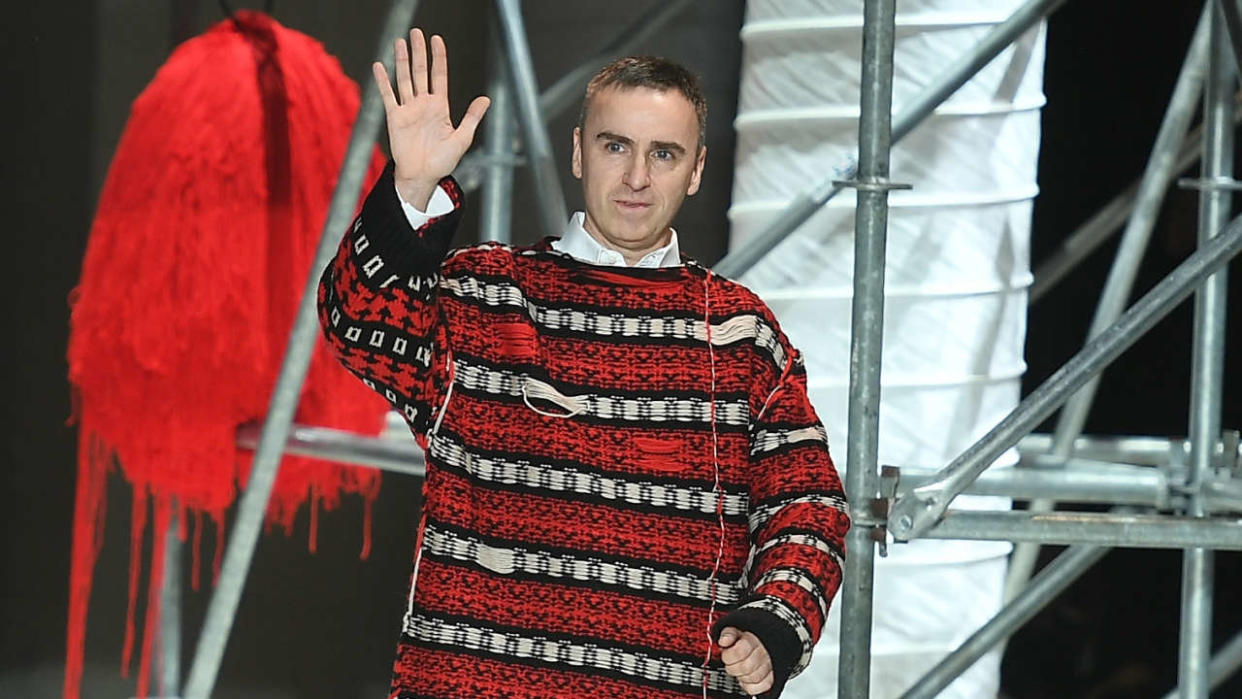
[614,199,652,211]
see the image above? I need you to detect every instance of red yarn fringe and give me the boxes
[65,12,387,697]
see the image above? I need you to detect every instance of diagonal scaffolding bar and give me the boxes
[181,1,422,696]
[899,545,1110,699]
[713,0,1067,279]
[887,209,1242,541]
[493,0,567,238]
[1005,2,1213,602]
[1164,627,1242,698]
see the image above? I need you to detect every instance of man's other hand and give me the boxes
[718,626,774,696]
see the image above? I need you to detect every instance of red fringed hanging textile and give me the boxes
[65,12,389,698]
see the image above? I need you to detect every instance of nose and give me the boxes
[623,154,650,190]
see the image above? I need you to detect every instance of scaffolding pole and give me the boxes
[837,1,903,696]
[1005,3,1213,601]
[494,0,567,238]
[1178,1,1236,695]
[479,10,516,244]
[181,1,422,696]
[888,209,1242,541]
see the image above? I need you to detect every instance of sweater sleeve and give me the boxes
[715,340,850,697]
[317,161,463,441]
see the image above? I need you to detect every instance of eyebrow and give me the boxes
[594,131,687,156]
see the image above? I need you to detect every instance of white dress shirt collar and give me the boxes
[552,212,681,268]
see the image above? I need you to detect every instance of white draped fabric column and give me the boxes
[729,1,1045,696]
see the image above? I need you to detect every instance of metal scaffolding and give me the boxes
[162,0,1242,696]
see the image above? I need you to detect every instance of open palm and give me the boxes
[372,29,490,209]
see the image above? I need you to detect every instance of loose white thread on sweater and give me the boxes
[521,377,587,418]
[701,270,727,699]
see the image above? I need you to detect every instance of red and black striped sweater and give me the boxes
[318,165,849,698]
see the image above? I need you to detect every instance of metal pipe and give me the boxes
[236,422,425,477]
[899,545,1109,699]
[158,503,182,697]
[181,2,422,696]
[1048,4,1211,457]
[1164,627,1242,698]
[897,461,1168,507]
[454,0,694,191]
[917,511,1242,549]
[1008,5,1216,599]
[714,0,1067,279]
[480,12,516,244]
[1217,0,1242,75]
[494,0,568,238]
[838,2,899,696]
[1179,3,1234,694]
[887,210,1242,541]
[1018,433,1191,467]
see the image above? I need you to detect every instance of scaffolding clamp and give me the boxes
[1177,175,1242,191]
[832,175,913,193]
[866,465,903,557]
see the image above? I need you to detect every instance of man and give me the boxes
[318,28,848,698]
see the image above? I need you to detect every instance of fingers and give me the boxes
[409,28,429,96]
[373,62,398,112]
[393,38,414,103]
[455,95,491,145]
[431,34,449,96]
[738,669,774,695]
[720,629,773,694]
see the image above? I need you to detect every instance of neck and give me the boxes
[581,219,672,266]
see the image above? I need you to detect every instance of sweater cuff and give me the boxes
[357,161,462,279]
[713,605,803,698]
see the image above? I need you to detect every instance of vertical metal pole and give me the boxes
[838,1,900,696]
[1004,5,1213,603]
[480,12,516,244]
[494,0,569,239]
[158,505,182,697]
[1179,2,1234,695]
[181,1,422,697]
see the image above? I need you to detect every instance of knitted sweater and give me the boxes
[318,165,849,698]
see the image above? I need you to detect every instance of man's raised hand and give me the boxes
[373,28,490,210]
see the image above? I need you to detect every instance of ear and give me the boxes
[572,127,583,179]
[686,145,707,196]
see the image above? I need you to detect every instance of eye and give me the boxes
[653,149,674,161]
[605,141,625,153]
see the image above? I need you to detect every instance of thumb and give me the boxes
[718,627,739,647]
[455,95,492,146]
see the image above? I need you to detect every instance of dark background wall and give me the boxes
[2,1,1239,698]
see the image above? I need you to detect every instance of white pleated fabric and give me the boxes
[730,1,1045,696]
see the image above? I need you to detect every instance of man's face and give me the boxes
[572,86,706,260]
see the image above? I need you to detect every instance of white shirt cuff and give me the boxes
[396,182,455,229]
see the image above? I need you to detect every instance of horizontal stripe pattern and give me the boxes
[402,612,743,694]
[441,274,787,367]
[422,523,743,606]
[751,424,830,455]
[428,433,749,517]
[453,358,752,426]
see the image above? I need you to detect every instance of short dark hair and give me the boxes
[578,56,707,148]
